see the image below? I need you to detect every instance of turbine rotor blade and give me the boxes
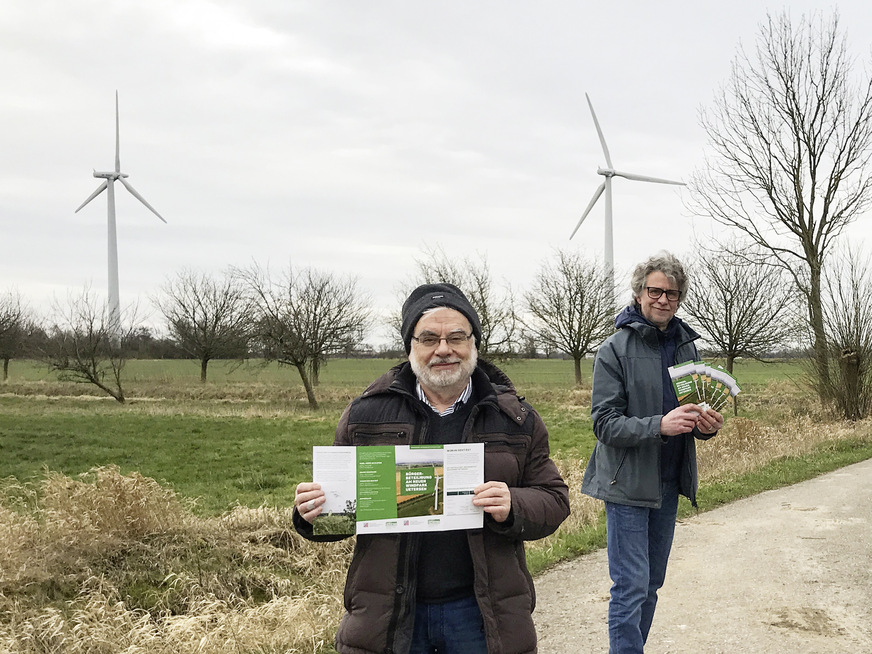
[570,181,606,239]
[585,93,613,169]
[612,170,686,185]
[75,181,109,213]
[115,91,121,173]
[119,177,167,223]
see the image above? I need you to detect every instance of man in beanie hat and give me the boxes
[294,283,570,654]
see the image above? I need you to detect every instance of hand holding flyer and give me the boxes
[312,443,485,536]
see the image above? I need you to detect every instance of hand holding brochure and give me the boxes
[311,443,485,536]
[668,360,740,412]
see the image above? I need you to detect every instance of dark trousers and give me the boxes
[410,595,487,654]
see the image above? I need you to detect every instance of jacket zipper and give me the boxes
[610,450,628,486]
[353,430,407,440]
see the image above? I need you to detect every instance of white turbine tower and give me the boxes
[75,92,166,341]
[570,93,685,290]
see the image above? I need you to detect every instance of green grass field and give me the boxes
[0,357,594,513]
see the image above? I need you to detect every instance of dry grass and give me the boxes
[696,414,869,479]
[696,378,872,480]
[0,467,352,654]
[525,456,602,564]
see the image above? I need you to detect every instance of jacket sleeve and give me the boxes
[591,340,662,449]
[691,426,718,441]
[488,409,570,541]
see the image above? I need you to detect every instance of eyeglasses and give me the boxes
[646,286,681,302]
[411,332,473,349]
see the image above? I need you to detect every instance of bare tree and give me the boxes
[156,269,252,382]
[523,250,614,386]
[816,246,872,419]
[682,244,797,374]
[40,288,137,403]
[687,10,872,396]
[241,264,371,409]
[0,290,29,381]
[399,246,518,357]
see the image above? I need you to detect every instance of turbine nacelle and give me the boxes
[93,170,129,180]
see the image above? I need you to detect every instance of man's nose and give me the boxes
[434,338,452,354]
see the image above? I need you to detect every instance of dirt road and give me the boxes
[533,457,872,653]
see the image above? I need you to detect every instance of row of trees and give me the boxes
[3,241,869,409]
[0,263,370,409]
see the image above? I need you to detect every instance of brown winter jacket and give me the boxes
[293,360,570,654]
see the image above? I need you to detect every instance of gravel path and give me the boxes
[533,457,872,653]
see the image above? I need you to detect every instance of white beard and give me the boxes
[410,347,478,390]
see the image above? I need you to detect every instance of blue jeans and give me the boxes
[409,595,487,654]
[605,481,680,654]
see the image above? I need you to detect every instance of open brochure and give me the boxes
[668,360,741,412]
[311,443,485,536]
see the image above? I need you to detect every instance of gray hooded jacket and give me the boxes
[581,309,716,508]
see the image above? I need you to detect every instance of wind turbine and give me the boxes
[75,92,166,340]
[570,92,685,289]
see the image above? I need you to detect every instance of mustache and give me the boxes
[427,357,461,367]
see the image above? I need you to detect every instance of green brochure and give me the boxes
[312,443,484,536]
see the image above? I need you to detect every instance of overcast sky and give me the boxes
[3,1,871,344]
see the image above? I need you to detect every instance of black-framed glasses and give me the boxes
[646,286,681,302]
[411,332,473,348]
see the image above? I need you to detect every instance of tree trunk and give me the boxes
[573,356,582,387]
[295,362,319,410]
[840,348,861,420]
[2,358,8,382]
[94,379,125,403]
[809,262,831,397]
[201,358,209,383]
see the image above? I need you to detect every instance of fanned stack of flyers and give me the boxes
[668,360,741,412]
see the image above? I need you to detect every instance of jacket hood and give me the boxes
[615,304,646,329]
